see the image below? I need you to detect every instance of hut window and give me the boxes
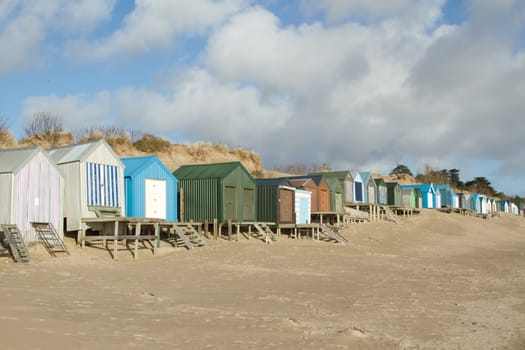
[86,162,120,207]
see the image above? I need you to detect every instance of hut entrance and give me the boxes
[355,182,363,202]
[242,188,255,221]
[145,179,167,219]
[334,193,343,212]
[279,188,294,223]
[224,186,237,220]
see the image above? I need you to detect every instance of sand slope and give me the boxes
[1,210,525,349]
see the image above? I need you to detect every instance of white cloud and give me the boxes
[114,68,292,145]
[0,0,116,75]
[22,92,112,131]
[300,0,445,22]
[67,0,248,61]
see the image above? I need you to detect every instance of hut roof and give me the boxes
[255,178,291,187]
[0,147,44,173]
[287,178,315,188]
[48,139,123,166]
[174,161,249,180]
[309,170,353,181]
[121,155,176,180]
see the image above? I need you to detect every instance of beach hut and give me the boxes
[173,161,256,223]
[434,184,454,208]
[287,176,330,213]
[351,171,365,203]
[497,200,509,213]
[470,193,486,214]
[287,175,330,212]
[454,192,463,209]
[256,178,295,224]
[401,187,417,208]
[0,147,63,243]
[401,184,436,208]
[386,182,402,207]
[434,190,442,209]
[48,139,125,233]
[309,170,354,205]
[375,178,388,205]
[326,178,344,213]
[463,193,475,211]
[359,172,377,204]
[121,156,178,221]
[295,189,312,224]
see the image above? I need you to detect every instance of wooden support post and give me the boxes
[248,225,251,240]
[155,222,160,253]
[213,219,218,240]
[113,220,119,260]
[134,223,141,259]
[228,220,232,241]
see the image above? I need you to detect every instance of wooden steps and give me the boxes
[319,224,348,245]
[252,223,277,244]
[381,206,401,224]
[172,224,206,250]
[1,224,29,263]
[31,222,70,257]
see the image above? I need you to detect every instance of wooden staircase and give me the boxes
[381,206,401,224]
[1,224,29,263]
[252,223,277,244]
[31,222,70,257]
[172,224,206,250]
[319,224,348,245]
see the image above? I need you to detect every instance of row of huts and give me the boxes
[0,139,520,243]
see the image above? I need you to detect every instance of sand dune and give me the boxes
[1,210,525,349]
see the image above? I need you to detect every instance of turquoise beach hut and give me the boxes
[122,156,178,221]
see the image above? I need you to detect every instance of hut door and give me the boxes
[242,188,255,221]
[224,186,236,220]
[279,188,294,223]
[295,192,311,224]
[355,182,363,202]
[335,193,343,213]
[367,186,375,204]
[145,179,166,219]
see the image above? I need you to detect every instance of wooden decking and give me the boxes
[80,217,163,260]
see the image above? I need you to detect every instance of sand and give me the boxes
[1,210,525,349]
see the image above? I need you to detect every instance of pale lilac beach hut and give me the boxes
[0,147,63,243]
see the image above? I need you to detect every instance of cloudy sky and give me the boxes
[1,0,524,195]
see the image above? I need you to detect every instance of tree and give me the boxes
[390,164,413,177]
[447,168,463,188]
[464,177,496,196]
[25,112,63,137]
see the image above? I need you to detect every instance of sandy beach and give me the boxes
[1,210,525,349]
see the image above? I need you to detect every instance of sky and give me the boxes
[1,0,524,196]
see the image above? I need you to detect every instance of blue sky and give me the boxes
[1,0,524,196]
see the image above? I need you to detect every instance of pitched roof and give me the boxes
[121,155,175,179]
[309,170,353,181]
[48,139,123,166]
[0,147,41,173]
[173,161,247,180]
[255,178,291,187]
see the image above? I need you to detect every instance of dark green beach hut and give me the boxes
[173,161,256,223]
[326,178,344,213]
[386,182,402,207]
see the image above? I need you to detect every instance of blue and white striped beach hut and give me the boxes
[122,156,178,221]
[49,139,125,233]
